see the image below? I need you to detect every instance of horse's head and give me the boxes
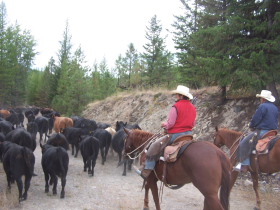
[123,128,153,156]
[213,126,226,148]
[123,127,135,154]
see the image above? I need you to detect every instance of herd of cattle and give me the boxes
[0,107,141,202]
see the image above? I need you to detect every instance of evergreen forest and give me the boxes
[0,0,279,115]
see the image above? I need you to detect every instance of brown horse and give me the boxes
[123,128,232,210]
[213,127,280,210]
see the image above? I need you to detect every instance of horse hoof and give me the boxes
[143,207,149,210]
[253,207,260,210]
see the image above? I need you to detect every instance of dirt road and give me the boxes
[1,140,280,210]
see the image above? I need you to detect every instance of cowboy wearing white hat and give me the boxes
[134,85,197,179]
[171,85,194,100]
[256,90,275,102]
[234,89,279,172]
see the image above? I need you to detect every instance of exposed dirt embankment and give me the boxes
[82,87,259,140]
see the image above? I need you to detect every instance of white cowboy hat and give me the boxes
[171,85,193,100]
[256,90,275,102]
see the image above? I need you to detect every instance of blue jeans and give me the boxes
[145,131,193,170]
[241,129,270,166]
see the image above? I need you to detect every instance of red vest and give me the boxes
[168,100,196,134]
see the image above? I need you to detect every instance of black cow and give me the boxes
[73,117,97,134]
[27,122,38,142]
[27,113,35,123]
[91,128,111,165]
[31,107,40,116]
[79,136,99,176]
[111,129,133,176]
[6,112,20,128]
[46,133,69,151]
[62,127,84,157]
[42,113,55,134]
[0,132,5,160]
[97,122,111,129]
[40,143,69,198]
[5,128,36,151]
[0,120,14,136]
[40,108,54,116]
[115,121,141,131]
[24,109,34,119]
[1,141,35,202]
[0,132,5,142]
[10,109,24,127]
[35,116,49,143]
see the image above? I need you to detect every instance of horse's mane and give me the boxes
[130,129,154,143]
[219,127,242,141]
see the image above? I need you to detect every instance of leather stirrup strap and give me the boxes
[162,162,168,186]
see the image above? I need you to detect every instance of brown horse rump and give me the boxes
[268,135,280,151]
[164,135,195,162]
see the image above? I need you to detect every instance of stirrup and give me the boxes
[258,149,269,154]
[132,165,141,176]
[233,163,241,172]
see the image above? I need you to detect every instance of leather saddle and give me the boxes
[163,135,195,163]
[254,130,279,154]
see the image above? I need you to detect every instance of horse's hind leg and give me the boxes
[250,171,261,210]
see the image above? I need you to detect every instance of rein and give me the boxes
[125,128,163,160]
[228,126,250,161]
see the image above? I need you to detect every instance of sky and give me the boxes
[4,0,184,70]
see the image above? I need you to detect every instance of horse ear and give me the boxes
[215,126,219,132]
[123,127,131,135]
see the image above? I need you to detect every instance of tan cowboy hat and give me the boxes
[256,90,275,102]
[171,85,193,100]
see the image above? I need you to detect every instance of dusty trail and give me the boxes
[1,137,280,210]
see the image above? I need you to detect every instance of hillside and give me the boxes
[82,87,260,140]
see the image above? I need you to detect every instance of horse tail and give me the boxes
[219,151,231,210]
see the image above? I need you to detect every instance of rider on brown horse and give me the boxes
[133,85,197,179]
[234,90,279,172]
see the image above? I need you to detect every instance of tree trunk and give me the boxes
[266,82,279,106]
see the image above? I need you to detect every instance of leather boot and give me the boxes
[133,165,152,179]
[140,169,152,179]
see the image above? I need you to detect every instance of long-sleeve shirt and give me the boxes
[249,101,279,130]
[162,106,177,129]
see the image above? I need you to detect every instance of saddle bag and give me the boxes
[256,136,276,153]
[164,141,186,162]
[164,135,194,163]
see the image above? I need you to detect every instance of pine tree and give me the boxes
[0,2,36,106]
[142,15,173,87]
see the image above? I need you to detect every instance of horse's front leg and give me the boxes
[143,182,149,210]
[147,174,161,210]
[250,171,261,210]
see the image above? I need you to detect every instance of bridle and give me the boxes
[215,127,250,161]
[124,128,163,160]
